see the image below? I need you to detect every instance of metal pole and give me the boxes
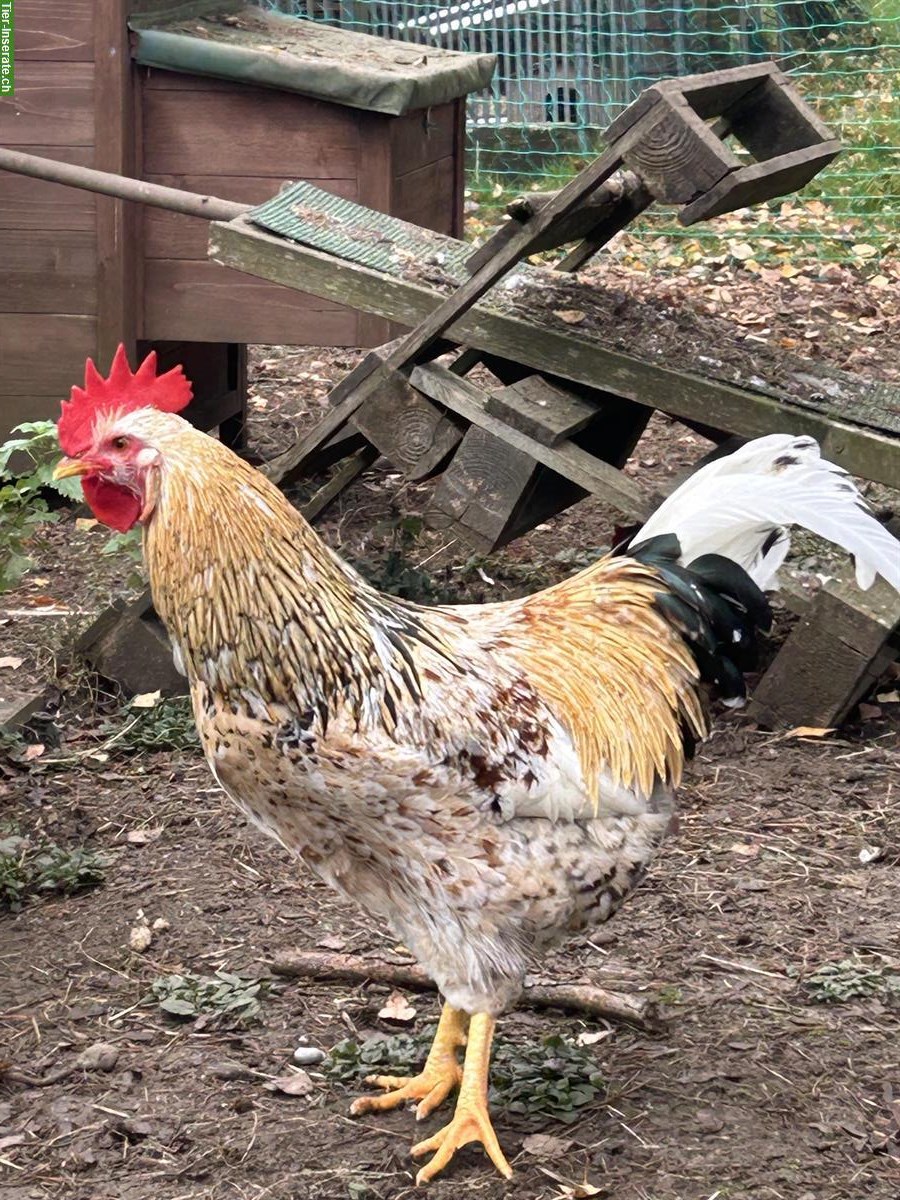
[0,146,251,221]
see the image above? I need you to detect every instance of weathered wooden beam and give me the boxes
[209,219,899,488]
[411,363,650,520]
[429,426,545,551]
[352,368,464,480]
[486,376,597,447]
[750,571,900,728]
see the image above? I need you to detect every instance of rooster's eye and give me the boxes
[111,436,129,451]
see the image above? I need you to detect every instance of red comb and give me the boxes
[58,344,193,455]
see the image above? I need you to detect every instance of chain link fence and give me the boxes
[261,1,899,257]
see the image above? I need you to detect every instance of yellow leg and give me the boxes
[411,1012,512,1185]
[350,1003,467,1121]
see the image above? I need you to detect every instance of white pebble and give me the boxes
[293,1046,326,1066]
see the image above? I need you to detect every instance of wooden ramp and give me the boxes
[204,63,898,726]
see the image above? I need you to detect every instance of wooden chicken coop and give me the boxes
[0,1,493,444]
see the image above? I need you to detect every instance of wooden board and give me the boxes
[143,176,357,260]
[429,425,543,551]
[142,260,359,345]
[3,229,97,313]
[0,145,95,230]
[486,376,596,446]
[389,103,457,177]
[0,314,96,395]
[209,219,900,488]
[0,63,94,145]
[352,368,464,480]
[412,363,649,519]
[393,157,458,232]
[142,83,359,178]
[751,573,900,728]
[15,0,94,62]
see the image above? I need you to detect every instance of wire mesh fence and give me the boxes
[261,1,899,257]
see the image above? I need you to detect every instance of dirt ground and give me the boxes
[2,263,899,1200]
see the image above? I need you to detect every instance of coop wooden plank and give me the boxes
[3,229,97,314]
[353,369,464,480]
[210,218,900,488]
[95,0,137,367]
[389,103,458,177]
[142,260,355,345]
[679,142,842,225]
[412,364,649,519]
[750,574,900,728]
[0,146,95,230]
[393,157,458,233]
[142,88,359,178]
[15,0,94,61]
[486,376,596,446]
[0,62,94,145]
[0,314,95,396]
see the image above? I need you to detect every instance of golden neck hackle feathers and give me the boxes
[132,410,424,728]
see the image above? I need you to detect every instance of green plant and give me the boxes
[150,970,266,1022]
[0,834,106,911]
[0,421,82,592]
[324,1030,605,1123]
[102,696,200,754]
[804,957,900,1004]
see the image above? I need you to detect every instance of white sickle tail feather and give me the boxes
[633,434,900,593]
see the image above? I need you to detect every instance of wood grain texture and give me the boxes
[412,364,649,519]
[393,156,457,232]
[751,574,900,727]
[0,314,95,395]
[390,103,457,176]
[429,423,541,551]
[142,260,359,344]
[15,1,93,61]
[95,0,137,366]
[0,63,94,145]
[0,145,95,229]
[143,175,357,260]
[486,376,596,447]
[353,369,463,480]
[142,84,359,177]
[2,229,97,313]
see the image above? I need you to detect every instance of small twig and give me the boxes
[1,1062,77,1087]
[696,953,783,979]
[271,950,661,1030]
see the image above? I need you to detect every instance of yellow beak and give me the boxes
[53,457,93,480]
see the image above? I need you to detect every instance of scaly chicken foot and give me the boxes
[350,1003,467,1121]
[411,1012,512,1184]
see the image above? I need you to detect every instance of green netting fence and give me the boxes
[260,1,899,257]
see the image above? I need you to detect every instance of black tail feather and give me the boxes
[629,536,772,706]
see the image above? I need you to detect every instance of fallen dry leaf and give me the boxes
[127,827,163,846]
[23,743,45,761]
[267,1070,313,1096]
[75,517,98,531]
[0,656,23,670]
[131,691,161,709]
[777,726,835,741]
[523,1133,574,1157]
[378,991,417,1023]
[553,308,586,325]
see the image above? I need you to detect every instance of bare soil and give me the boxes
[2,265,900,1200]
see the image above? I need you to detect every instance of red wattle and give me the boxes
[82,476,142,532]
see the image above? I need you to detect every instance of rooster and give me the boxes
[55,348,900,1184]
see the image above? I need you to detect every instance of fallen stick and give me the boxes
[271,950,661,1031]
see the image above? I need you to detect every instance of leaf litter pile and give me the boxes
[2,247,899,1199]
